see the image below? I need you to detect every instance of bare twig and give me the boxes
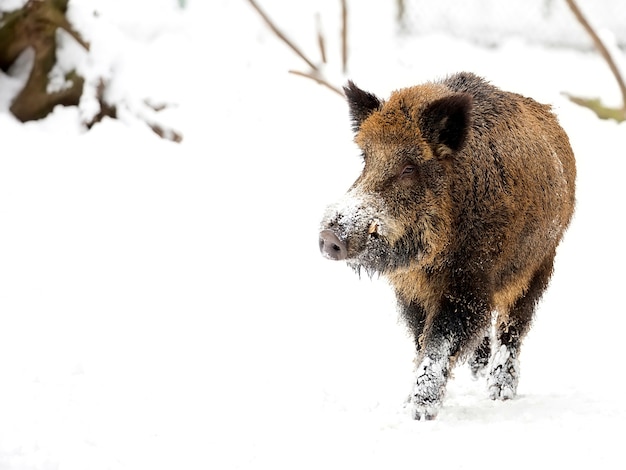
[54,10,90,51]
[562,93,625,121]
[27,0,91,51]
[247,0,348,97]
[315,13,327,64]
[150,123,183,143]
[144,99,173,112]
[396,0,407,33]
[288,69,344,96]
[340,0,348,74]
[59,22,90,52]
[246,0,318,71]
[565,0,626,114]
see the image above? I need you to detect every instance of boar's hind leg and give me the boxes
[489,255,555,400]
[469,331,491,379]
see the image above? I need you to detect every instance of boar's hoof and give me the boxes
[487,345,520,400]
[411,403,440,421]
[410,361,446,420]
[319,229,347,260]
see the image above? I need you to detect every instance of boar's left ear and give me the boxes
[419,93,472,156]
[343,80,382,132]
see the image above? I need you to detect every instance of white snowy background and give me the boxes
[1,1,625,469]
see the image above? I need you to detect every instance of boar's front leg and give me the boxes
[411,341,452,420]
[399,298,446,420]
[410,293,491,420]
[399,299,427,353]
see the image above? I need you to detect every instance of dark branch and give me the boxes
[315,13,327,64]
[288,69,344,96]
[340,0,348,74]
[246,0,319,71]
[565,0,626,114]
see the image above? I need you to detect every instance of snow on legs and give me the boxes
[488,343,520,400]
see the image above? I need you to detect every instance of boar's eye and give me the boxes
[400,164,416,179]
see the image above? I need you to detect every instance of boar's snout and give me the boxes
[319,229,347,260]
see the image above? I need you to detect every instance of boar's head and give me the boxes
[319,81,472,276]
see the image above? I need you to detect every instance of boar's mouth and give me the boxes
[319,212,426,277]
[318,217,407,276]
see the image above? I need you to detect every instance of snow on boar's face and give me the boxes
[319,81,472,276]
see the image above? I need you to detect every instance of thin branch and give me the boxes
[562,93,625,121]
[247,0,349,98]
[246,0,318,71]
[396,0,407,33]
[565,0,626,113]
[51,9,91,51]
[315,13,327,64]
[35,0,91,51]
[288,70,344,96]
[340,0,348,74]
[59,22,90,52]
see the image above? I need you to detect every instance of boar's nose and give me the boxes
[319,229,347,260]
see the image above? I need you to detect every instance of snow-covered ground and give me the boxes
[1,1,625,469]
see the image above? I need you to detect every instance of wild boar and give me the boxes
[319,72,576,420]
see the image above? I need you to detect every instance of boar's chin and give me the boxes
[346,253,386,278]
[346,236,421,278]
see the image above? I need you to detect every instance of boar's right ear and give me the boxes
[343,80,381,132]
[420,93,472,156]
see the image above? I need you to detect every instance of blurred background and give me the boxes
[396,0,626,49]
